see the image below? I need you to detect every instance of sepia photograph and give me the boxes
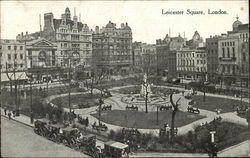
[0,0,249,157]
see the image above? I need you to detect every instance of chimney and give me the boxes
[95,26,99,33]
[21,32,23,37]
[126,22,128,26]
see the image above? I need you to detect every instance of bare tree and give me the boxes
[5,62,21,116]
[170,93,181,140]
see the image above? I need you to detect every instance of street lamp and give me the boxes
[209,131,217,158]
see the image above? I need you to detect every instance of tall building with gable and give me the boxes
[16,7,92,79]
[92,21,133,76]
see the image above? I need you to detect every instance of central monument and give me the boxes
[140,73,152,99]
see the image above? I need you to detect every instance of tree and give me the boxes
[170,93,181,141]
[88,65,108,97]
[5,62,21,116]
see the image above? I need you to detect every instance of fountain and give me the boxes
[121,73,170,108]
[140,73,152,100]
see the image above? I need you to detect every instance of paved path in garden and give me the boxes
[218,140,250,157]
[46,84,248,137]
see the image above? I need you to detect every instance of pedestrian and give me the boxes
[12,110,16,117]
[4,107,7,115]
[8,111,11,120]
[85,117,89,127]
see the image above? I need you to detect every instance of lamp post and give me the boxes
[209,131,217,158]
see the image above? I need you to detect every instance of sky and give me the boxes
[0,1,249,44]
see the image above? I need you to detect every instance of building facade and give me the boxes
[205,36,220,82]
[92,21,133,76]
[176,48,207,82]
[217,18,249,86]
[132,42,143,72]
[156,34,185,77]
[0,39,28,85]
[141,43,157,74]
[16,7,92,79]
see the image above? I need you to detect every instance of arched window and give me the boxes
[39,51,46,62]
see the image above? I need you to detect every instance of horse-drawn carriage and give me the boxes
[236,106,249,116]
[103,141,129,158]
[159,104,172,111]
[60,127,80,148]
[187,106,200,114]
[77,115,89,126]
[126,105,138,111]
[122,128,140,136]
[92,122,108,131]
[102,105,112,111]
[34,118,50,137]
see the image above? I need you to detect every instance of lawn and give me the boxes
[51,93,101,109]
[91,110,205,129]
[193,95,247,113]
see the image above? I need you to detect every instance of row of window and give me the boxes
[60,43,90,48]
[177,59,206,66]
[1,45,24,50]
[221,41,235,47]
[177,67,206,72]
[177,53,206,58]
[8,54,24,60]
[207,42,218,46]
[239,33,248,39]
[27,50,56,56]
[1,63,25,69]
[222,47,235,58]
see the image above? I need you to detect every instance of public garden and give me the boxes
[1,73,250,155]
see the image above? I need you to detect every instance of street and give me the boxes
[1,116,90,157]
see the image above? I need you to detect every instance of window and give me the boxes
[20,54,23,59]
[8,54,11,60]
[8,64,12,68]
[232,66,235,74]
[227,48,230,57]
[28,50,32,56]
[20,64,23,68]
[222,42,224,46]
[222,65,225,73]
[232,47,235,58]
[14,54,17,59]
[243,53,246,61]
[52,50,55,56]
[8,46,11,50]
[20,46,23,50]
[14,46,17,50]
[222,48,225,57]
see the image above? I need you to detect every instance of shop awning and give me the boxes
[1,72,28,82]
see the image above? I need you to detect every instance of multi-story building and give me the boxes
[205,36,220,82]
[92,21,132,76]
[176,47,207,82]
[0,39,27,85]
[156,34,185,77]
[16,7,92,79]
[217,17,249,86]
[25,38,62,81]
[141,43,157,73]
[132,42,142,72]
